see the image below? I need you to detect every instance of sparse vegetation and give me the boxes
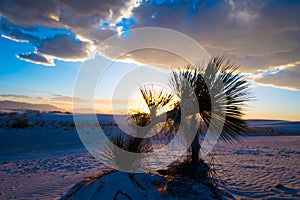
[102,56,252,190]
[11,117,29,129]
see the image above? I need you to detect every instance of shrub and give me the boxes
[11,117,29,129]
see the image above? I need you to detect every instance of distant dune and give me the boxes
[0,100,64,112]
[247,119,300,134]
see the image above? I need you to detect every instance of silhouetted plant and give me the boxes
[104,56,251,175]
[170,56,252,163]
[137,84,176,125]
[102,133,153,171]
[128,85,178,146]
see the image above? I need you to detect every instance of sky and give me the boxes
[0,0,299,120]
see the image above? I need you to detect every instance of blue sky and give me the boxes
[0,0,300,120]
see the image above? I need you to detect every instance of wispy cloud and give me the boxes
[254,62,300,90]
[0,93,130,113]
[0,94,31,99]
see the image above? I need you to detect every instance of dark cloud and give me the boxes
[59,0,127,19]
[0,0,135,28]
[36,34,92,61]
[59,8,102,28]
[15,34,92,65]
[17,53,54,66]
[131,0,300,73]
[0,0,59,27]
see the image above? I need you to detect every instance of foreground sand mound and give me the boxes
[61,170,222,200]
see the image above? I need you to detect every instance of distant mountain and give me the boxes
[0,100,64,112]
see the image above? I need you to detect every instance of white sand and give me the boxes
[0,113,299,199]
[210,136,300,199]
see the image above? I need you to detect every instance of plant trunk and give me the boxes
[190,115,200,163]
[191,133,200,163]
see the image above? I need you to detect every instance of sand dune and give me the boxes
[0,113,299,199]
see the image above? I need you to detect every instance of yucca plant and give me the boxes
[138,84,176,124]
[128,84,177,142]
[102,85,177,171]
[107,56,251,172]
[170,56,252,163]
[102,133,152,171]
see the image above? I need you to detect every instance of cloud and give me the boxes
[0,94,31,99]
[59,0,132,20]
[51,94,90,104]
[0,0,60,27]
[0,19,40,43]
[1,34,31,43]
[0,0,138,29]
[36,34,92,61]
[254,62,300,90]
[0,93,87,111]
[1,0,300,90]
[0,93,129,113]
[0,18,93,64]
[0,0,140,65]
[18,53,54,66]
[0,20,93,65]
[131,0,300,73]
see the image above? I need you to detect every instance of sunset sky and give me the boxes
[0,0,299,120]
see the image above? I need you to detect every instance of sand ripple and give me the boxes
[210,136,300,199]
